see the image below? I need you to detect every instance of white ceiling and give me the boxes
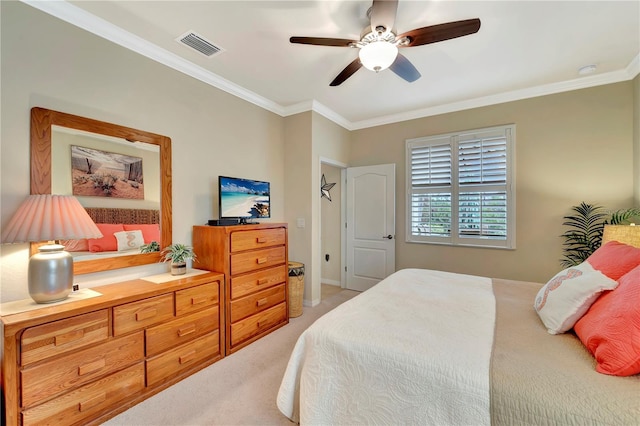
[27,0,640,130]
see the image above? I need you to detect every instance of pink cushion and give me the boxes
[574,265,640,376]
[586,241,640,280]
[123,224,160,244]
[61,239,89,252]
[88,223,124,252]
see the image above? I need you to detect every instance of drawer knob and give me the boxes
[55,329,85,346]
[179,350,197,364]
[256,298,268,307]
[191,296,207,305]
[256,257,268,265]
[136,308,157,321]
[79,392,106,412]
[257,278,269,285]
[178,324,197,337]
[256,237,267,243]
[78,357,106,376]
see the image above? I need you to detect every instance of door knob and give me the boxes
[383,235,393,240]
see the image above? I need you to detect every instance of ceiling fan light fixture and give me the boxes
[359,41,398,72]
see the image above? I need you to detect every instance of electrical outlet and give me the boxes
[296,218,305,228]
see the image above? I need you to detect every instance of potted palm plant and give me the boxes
[560,202,640,267]
[161,243,197,275]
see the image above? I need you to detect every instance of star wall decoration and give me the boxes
[321,174,336,201]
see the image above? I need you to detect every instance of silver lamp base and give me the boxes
[28,244,73,304]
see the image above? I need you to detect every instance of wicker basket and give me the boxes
[288,261,305,318]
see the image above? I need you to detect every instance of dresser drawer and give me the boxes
[230,265,287,300]
[146,331,220,387]
[113,294,174,336]
[146,306,219,356]
[21,310,109,366]
[21,332,144,409]
[230,228,286,252]
[21,363,145,426]
[230,284,286,323]
[230,302,287,347]
[230,246,286,275]
[175,282,219,317]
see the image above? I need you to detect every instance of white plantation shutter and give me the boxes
[406,125,515,248]
[410,193,452,237]
[408,139,452,239]
[411,143,451,186]
[458,136,507,185]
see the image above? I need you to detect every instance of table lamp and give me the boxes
[1,194,103,303]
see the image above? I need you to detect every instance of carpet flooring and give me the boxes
[104,286,359,426]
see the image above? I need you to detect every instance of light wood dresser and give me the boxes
[0,271,224,425]
[193,223,288,355]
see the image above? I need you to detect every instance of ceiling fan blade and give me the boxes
[290,36,357,47]
[369,0,398,34]
[397,18,481,47]
[389,53,421,82]
[330,58,363,86]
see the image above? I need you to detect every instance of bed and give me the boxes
[277,231,640,425]
[62,207,160,259]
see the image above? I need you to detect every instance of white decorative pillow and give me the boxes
[114,230,145,252]
[534,261,618,334]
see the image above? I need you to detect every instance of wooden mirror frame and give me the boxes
[30,107,172,274]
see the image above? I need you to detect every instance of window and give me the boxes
[406,125,515,248]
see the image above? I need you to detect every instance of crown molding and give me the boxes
[22,1,639,132]
[349,54,640,130]
[311,101,353,130]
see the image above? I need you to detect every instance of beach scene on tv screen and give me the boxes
[221,178,270,218]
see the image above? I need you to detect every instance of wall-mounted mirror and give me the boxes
[31,107,172,274]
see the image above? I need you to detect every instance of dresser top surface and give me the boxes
[193,222,288,233]
[1,270,223,331]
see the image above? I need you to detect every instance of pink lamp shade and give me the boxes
[1,194,103,304]
[1,194,103,243]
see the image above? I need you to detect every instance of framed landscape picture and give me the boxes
[71,145,144,199]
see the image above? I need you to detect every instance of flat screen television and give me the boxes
[219,176,270,223]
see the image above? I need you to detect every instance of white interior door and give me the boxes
[346,164,396,291]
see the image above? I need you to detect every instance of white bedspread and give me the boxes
[277,268,496,425]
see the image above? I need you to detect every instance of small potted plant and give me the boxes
[140,241,160,253]
[161,243,197,275]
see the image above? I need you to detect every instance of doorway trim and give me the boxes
[319,157,348,301]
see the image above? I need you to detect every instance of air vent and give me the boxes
[176,31,224,57]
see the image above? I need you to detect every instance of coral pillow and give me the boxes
[123,224,160,244]
[88,223,124,252]
[574,265,640,376]
[587,241,640,280]
[534,261,618,334]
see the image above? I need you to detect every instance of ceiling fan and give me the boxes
[290,0,481,86]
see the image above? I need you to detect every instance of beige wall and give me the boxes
[283,112,313,301]
[321,163,342,285]
[284,112,350,305]
[350,82,636,283]
[1,2,285,302]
